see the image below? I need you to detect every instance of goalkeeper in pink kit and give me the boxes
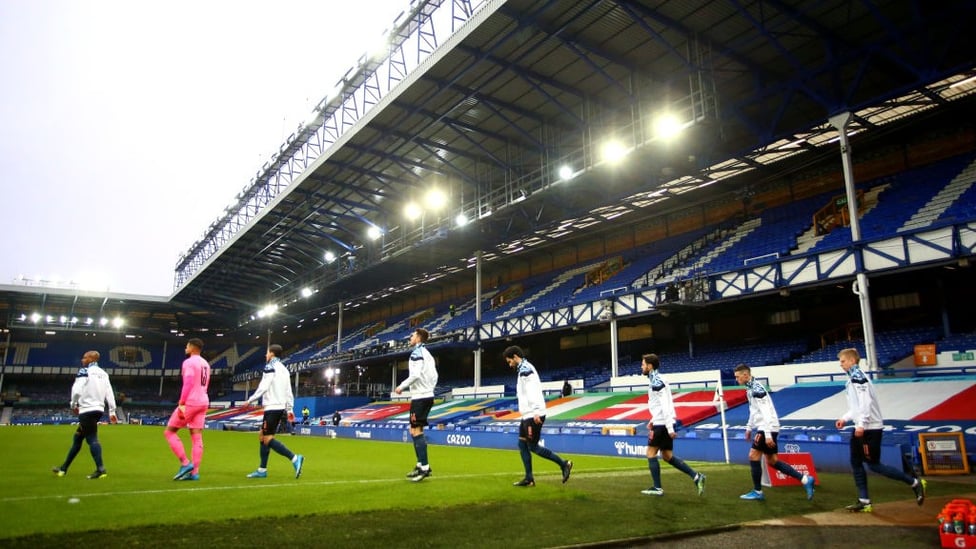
[167,338,211,481]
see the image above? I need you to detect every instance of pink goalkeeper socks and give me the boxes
[190,432,204,473]
[165,430,188,463]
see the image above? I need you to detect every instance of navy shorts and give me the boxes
[409,397,434,428]
[76,411,103,437]
[261,409,286,436]
[851,429,884,465]
[519,416,545,444]
[751,431,781,455]
[648,425,674,451]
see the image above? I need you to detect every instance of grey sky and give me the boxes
[0,0,406,296]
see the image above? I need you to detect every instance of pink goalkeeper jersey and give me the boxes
[179,354,211,407]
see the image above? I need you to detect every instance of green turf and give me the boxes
[0,425,963,548]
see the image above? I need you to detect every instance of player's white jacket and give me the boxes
[516,359,547,418]
[397,344,438,399]
[841,365,884,430]
[247,357,294,412]
[71,363,117,416]
[744,378,780,437]
[646,370,676,432]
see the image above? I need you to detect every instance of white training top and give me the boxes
[515,358,547,418]
[71,363,117,416]
[744,378,780,437]
[842,365,884,430]
[646,370,677,432]
[247,357,294,412]
[397,344,438,399]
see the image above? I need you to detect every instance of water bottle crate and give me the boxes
[940,531,976,549]
[939,498,976,548]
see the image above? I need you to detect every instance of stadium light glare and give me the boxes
[558,165,574,181]
[59,315,67,323]
[367,226,382,240]
[404,202,422,220]
[85,317,93,325]
[653,113,684,140]
[99,317,109,326]
[30,312,41,323]
[257,304,278,319]
[424,188,447,211]
[301,287,314,298]
[455,212,469,227]
[324,250,336,263]
[601,140,627,164]
[112,317,124,329]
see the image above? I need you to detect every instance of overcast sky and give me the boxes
[0,0,407,296]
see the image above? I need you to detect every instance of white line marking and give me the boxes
[5,466,651,503]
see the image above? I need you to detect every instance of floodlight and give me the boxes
[404,202,422,220]
[455,213,469,227]
[257,304,279,319]
[653,113,683,140]
[602,140,627,163]
[558,165,574,181]
[324,251,336,263]
[301,287,314,298]
[367,226,382,240]
[424,188,447,211]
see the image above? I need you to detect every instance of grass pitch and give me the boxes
[0,424,957,548]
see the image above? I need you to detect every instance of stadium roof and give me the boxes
[5,0,976,335]
[0,283,218,337]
